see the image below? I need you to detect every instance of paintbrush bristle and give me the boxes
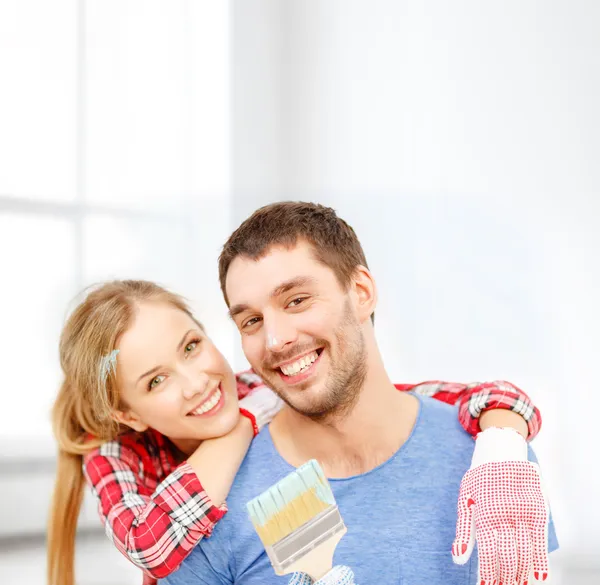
[247,460,336,546]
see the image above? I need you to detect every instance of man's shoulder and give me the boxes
[409,394,475,458]
[171,430,291,584]
[417,392,468,427]
[237,426,281,478]
[225,428,290,509]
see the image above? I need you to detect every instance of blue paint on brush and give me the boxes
[247,460,335,528]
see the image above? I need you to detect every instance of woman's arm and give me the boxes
[186,415,254,506]
[83,386,281,580]
[479,407,528,438]
[394,380,541,440]
[84,438,226,580]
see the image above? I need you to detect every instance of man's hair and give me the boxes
[218,202,372,320]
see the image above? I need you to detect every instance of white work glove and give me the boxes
[239,385,284,435]
[452,427,550,585]
[288,566,356,585]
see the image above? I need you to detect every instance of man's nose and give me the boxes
[264,315,297,353]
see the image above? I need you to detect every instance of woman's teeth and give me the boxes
[190,388,222,415]
[280,351,319,376]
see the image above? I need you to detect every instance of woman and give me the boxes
[48,280,541,585]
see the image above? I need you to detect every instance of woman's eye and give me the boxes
[149,375,166,390]
[184,338,202,355]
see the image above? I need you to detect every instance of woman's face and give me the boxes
[114,301,239,454]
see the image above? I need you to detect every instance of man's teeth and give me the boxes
[190,388,222,415]
[280,351,319,376]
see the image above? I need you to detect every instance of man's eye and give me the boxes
[287,297,306,308]
[243,317,261,329]
[149,375,166,390]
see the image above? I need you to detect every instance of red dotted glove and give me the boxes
[452,427,550,585]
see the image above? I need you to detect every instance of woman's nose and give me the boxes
[181,369,209,400]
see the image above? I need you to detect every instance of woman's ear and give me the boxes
[111,409,148,433]
[352,265,378,324]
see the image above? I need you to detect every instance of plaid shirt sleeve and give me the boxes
[393,380,541,440]
[233,370,542,439]
[83,438,227,581]
[235,369,267,398]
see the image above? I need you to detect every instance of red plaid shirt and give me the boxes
[83,373,540,585]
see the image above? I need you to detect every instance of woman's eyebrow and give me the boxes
[176,328,195,352]
[136,328,196,383]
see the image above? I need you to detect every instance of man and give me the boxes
[164,202,558,585]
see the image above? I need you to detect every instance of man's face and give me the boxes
[226,241,367,419]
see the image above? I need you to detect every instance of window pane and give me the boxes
[84,1,189,211]
[82,214,191,294]
[0,1,77,201]
[188,0,231,195]
[0,214,77,447]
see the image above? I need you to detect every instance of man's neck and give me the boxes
[269,360,419,478]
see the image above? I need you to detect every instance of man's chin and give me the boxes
[292,403,338,421]
[281,391,337,419]
[259,373,335,414]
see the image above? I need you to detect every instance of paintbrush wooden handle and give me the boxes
[278,526,347,581]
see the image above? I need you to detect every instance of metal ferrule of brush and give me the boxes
[265,504,346,574]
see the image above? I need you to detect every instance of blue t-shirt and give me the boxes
[163,395,558,585]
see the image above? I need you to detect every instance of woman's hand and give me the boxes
[452,427,549,585]
[239,385,284,434]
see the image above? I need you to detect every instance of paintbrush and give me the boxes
[246,459,347,580]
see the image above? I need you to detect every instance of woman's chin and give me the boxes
[199,404,240,438]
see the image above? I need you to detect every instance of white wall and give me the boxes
[232,0,285,223]
[232,0,600,573]
[1,1,597,582]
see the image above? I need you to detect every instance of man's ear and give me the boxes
[111,409,149,433]
[352,265,377,324]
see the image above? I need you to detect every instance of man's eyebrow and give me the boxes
[228,304,250,320]
[227,277,317,321]
[269,276,317,299]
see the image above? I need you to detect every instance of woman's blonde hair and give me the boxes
[48,280,197,585]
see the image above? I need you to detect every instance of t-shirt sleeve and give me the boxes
[527,445,560,553]
[160,519,235,585]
